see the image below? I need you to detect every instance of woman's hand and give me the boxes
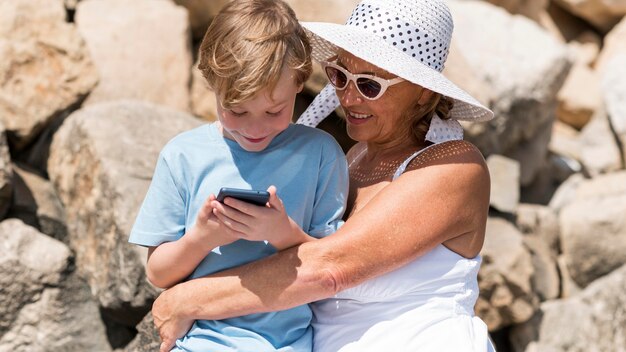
[152,285,194,352]
[211,185,314,250]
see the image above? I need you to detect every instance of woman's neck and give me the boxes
[363,137,425,163]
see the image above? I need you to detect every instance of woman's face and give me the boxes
[333,51,432,146]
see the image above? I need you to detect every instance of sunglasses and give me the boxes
[321,61,405,100]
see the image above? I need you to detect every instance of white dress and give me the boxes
[311,147,496,352]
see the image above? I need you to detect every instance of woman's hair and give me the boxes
[403,91,455,143]
[197,0,312,109]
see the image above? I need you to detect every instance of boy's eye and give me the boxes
[266,109,283,116]
[229,110,246,116]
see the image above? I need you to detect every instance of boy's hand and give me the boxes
[210,186,313,250]
[188,194,238,249]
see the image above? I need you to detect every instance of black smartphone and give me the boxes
[216,187,270,206]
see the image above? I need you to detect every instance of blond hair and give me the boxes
[198,0,312,109]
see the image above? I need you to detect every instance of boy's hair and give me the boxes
[198,0,312,109]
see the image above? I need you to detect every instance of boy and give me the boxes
[128,0,348,351]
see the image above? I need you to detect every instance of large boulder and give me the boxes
[483,0,548,21]
[559,171,626,288]
[476,217,538,330]
[9,164,67,243]
[602,53,626,166]
[554,0,626,33]
[48,100,202,327]
[515,204,561,301]
[448,1,571,186]
[0,0,98,150]
[190,61,218,121]
[173,0,360,40]
[75,0,192,111]
[595,17,626,73]
[578,109,622,177]
[510,264,626,352]
[0,219,110,351]
[487,155,520,214]
[123,313,160,352]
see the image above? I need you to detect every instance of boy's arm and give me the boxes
[146,197,237,288]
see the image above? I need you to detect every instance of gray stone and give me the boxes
[0,0,98,150]
[76,0,192,112]
[0,219,110,352]
[602,53,626,167]
[554,0,626,33]
[123,313,160,352]
[579,109,622,177]
[559,171,626,287]
[9,164,67,242]
[476,217,538,330]
[48,100,202,327]
[487,155,520,213]
[510,264,626,351]
[449,1,571,186]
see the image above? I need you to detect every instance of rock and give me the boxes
[172,0,230,40]
[48,100,202,327]
[448,0,571,186]
[510,264,626,351]
[595,17,626,73]
[190,61,218,121]
[553,0,626,33]
[0,219,110,352]
[556,61,601,130]
[559,171,626,287]
[483,0,548,22]
[579,109,622,177]
[0,0,98,150]
[123,313,160,352]
[516,204,561,301]
[548,173,585,212]
[602,53,626,166]
[8,164,67,243]
[549,120,581,162]
[477,217,538,330]
[487,155,520,213]
[75,0,192,111]
[0,123,11,219]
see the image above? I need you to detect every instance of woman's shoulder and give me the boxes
[407,140,486,171]
[399,140,489,194]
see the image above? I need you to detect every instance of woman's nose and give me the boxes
[339,81,362,107]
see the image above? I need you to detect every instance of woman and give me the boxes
[153,0,496,350]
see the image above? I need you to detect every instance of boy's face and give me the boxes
[216,67,304,152]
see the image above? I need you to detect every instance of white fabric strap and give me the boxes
[297,84,340,127]
[297,84,464,144]
[393,147,429,180]
[425,114,464,143]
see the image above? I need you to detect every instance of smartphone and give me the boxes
[216,187,270,206]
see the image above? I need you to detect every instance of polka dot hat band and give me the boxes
[296,0,494,144]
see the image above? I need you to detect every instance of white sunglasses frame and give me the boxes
[320,61,406,100]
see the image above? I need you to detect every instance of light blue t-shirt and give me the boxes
[129,122,348,352]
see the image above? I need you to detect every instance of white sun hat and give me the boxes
[296,0,493,142]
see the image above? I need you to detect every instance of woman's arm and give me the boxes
[153,141,490,350]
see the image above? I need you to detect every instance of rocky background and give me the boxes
[1,0,625,351]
